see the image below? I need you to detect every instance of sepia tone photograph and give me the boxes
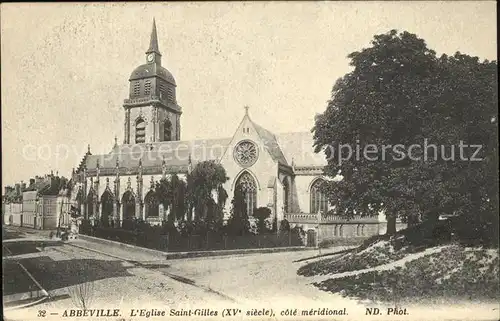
[1,2,498,321]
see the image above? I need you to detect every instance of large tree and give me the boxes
[314,30,439,234]
[420,53,498,242]
[313,30,497,238]
[155,174,187,222]
[186,160,229,228]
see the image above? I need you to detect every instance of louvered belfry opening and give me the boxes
[135,118,146,143]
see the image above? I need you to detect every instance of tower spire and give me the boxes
[147,18,160,55]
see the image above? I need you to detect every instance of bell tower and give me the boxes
[123,19,182,144]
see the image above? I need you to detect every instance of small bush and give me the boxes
[253,207,272,234]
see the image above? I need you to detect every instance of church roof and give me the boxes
[275,131,327,167]
[250,120,289,166]
[86,138,231,170]
[129,64,176,85]
[85,131,325,171]
[85,132,326,170]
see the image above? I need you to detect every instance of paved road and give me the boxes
[2,228,233,320]
[7,226,493,321]
[3,226,364,321]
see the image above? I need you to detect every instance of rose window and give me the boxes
[234,141,258,167]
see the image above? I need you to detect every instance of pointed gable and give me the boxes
[224,107,288,166]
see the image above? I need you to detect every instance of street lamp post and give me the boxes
[58,200,72,230]
[317,209,322,255]
[35,198,40,230]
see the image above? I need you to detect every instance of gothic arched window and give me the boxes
[86,189,96,218]
[135,118,146,143]
[144,191,159,217]
[235,172,257,216]
[283,178,290,213]
[122,191,136,220]
[100,190,114,227]
[163,119,172,141]
[310,179,328,214]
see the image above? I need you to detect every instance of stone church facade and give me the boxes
[70,20,392,242]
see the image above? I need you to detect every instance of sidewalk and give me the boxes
[74,234,319,260]
[69,237,166,262]
[3,226,54,241]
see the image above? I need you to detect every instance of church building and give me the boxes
[71,20,389,242]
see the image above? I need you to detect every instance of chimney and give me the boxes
[14,183,21,195]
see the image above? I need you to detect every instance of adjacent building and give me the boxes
[3,183,25,226]
[3,173,69,230]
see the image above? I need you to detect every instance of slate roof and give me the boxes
[275,132,327,167]
[84,128,326,171]
[251,121,289,166]
[86,138,231,169]
[25,179,51,193]
[3,188,22,203]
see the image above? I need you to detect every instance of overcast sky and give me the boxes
[1,2,497,188]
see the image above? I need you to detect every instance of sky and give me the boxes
[1,2,497,188]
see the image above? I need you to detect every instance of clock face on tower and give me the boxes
[147,54,154,62]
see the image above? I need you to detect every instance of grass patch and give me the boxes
[2,261,40,295]
[298,240,418,276]
[313,245,499,304]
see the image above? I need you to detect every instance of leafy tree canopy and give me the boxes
[186,160,229,224]
[313,30,497,238]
